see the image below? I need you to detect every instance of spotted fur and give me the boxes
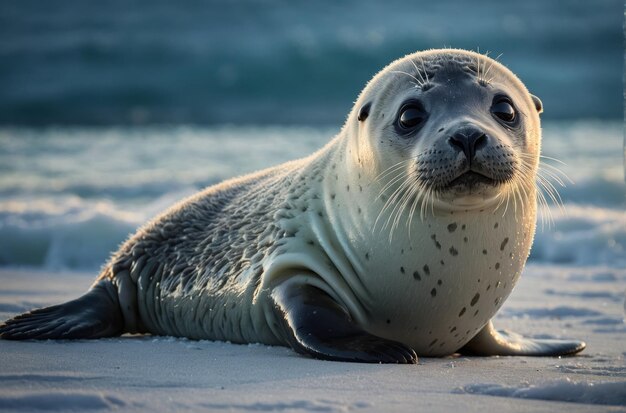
[0,49,585,360]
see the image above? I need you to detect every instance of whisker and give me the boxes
[483,52,502,83]
[391,70,423,87]
[407,182,425,237]
[379,178,412,231]
[420,58,430,84]
[409,60,426,86]
[378,170,409,200]
[375,160,410,182]
[420,186,431,222]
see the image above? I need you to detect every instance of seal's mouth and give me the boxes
[445,171,498,189]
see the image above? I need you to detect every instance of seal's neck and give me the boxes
[320,136,537,280]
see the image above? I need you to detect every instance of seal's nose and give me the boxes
[447,127,488,161]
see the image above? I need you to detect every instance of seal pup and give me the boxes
[0,49,585,363]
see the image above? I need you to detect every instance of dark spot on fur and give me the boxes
[423,265,430,275]
[494,222,499,229]
[474,309,479,316]
[386,319,391,324]
[447,223,457,232]
[413,271,421,281]
[500,237,509,251]
[459,307,466,317]
[464,237,468,243]
[482,249,487,255]
[331,194,336,200]
[431,288,437,297]
[437,279,442,285]
[495,262,500,270]
[365,252,370,260]
[400,266,405,274]
[450,327,457,332]
[430,234,441,249]
[429,339,438,347]
[440,260,445,266]
[449,246,458,256]
[471,293,480,306]
[486,284,491,291]
[346,185,350,191]
[461,224,466,230]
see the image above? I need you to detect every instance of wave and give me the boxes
[532,205,626,267]
[0,190,196,271]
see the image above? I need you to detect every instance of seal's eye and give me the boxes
[491,97,516,123]
[398,103,426,130]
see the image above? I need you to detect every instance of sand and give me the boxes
[1,264,624,412]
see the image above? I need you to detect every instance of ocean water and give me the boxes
[0,121,623,271]
[0,0,622,125]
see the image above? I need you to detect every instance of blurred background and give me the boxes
[0,0,623,271]
[0,0,622,125]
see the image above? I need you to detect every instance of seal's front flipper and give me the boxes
[0,281,124,340]
[271,282,417,364]
[460,321,586,357]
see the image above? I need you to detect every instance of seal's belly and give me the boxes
[347,216,532,356]
[366,261,521,356]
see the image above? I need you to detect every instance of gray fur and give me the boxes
[0,49,585,361]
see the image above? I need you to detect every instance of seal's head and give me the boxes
[350,49,543,213]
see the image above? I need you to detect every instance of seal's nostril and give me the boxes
[448,128,488,161]
[448,136,465,151]
[474,134,487,152]
[448,135,471,160]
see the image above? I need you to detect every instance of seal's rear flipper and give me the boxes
[271,282,417,364]
[459,321,586,356]
[0,281,124,340]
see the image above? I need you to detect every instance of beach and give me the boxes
[0,264,624,412]
[0,121,624,411]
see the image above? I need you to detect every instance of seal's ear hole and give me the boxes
[357,102,372,122]
[531,94,543,114]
